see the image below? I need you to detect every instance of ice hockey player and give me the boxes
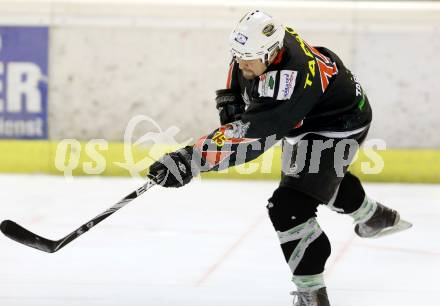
[147,9,411,306]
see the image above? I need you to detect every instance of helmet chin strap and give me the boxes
[264,53,270,67]
[264,48,279,67]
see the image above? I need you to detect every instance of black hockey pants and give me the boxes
[267,128,369,276]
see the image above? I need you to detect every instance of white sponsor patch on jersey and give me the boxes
[258,71,277,98]
[276,70,298,100]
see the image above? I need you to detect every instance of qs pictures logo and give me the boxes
[114,115,193,179]
[54,115,193,179]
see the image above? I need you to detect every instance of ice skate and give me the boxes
[290,287,330,306]
[355,203,412,238]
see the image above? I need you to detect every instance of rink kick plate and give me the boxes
[1,141,440,183]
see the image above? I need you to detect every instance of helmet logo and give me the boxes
[235,32,248,45]
[262,23,276,37]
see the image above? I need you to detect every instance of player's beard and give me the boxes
[242,70,257,80]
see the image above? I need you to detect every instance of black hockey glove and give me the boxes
[147,146,197,188]
[215,89,245,125]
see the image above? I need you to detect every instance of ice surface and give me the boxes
[0,174,439,306]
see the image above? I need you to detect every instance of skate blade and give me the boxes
[371,219,413,239]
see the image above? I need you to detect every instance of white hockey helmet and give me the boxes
[229,10,285,63]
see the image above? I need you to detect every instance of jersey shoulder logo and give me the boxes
[276,70,298,100]
[258,71,277,98]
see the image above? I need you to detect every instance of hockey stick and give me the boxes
[0,179,156,253]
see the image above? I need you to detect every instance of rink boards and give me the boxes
[1,1,440,183]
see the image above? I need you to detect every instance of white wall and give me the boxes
[1,1,439,147]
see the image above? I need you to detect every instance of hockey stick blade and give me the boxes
[1,220,57,253]
[1,180,156,253]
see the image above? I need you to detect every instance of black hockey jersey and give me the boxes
[192,27,372,172]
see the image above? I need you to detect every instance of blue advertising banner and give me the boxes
[0,26,48,139]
